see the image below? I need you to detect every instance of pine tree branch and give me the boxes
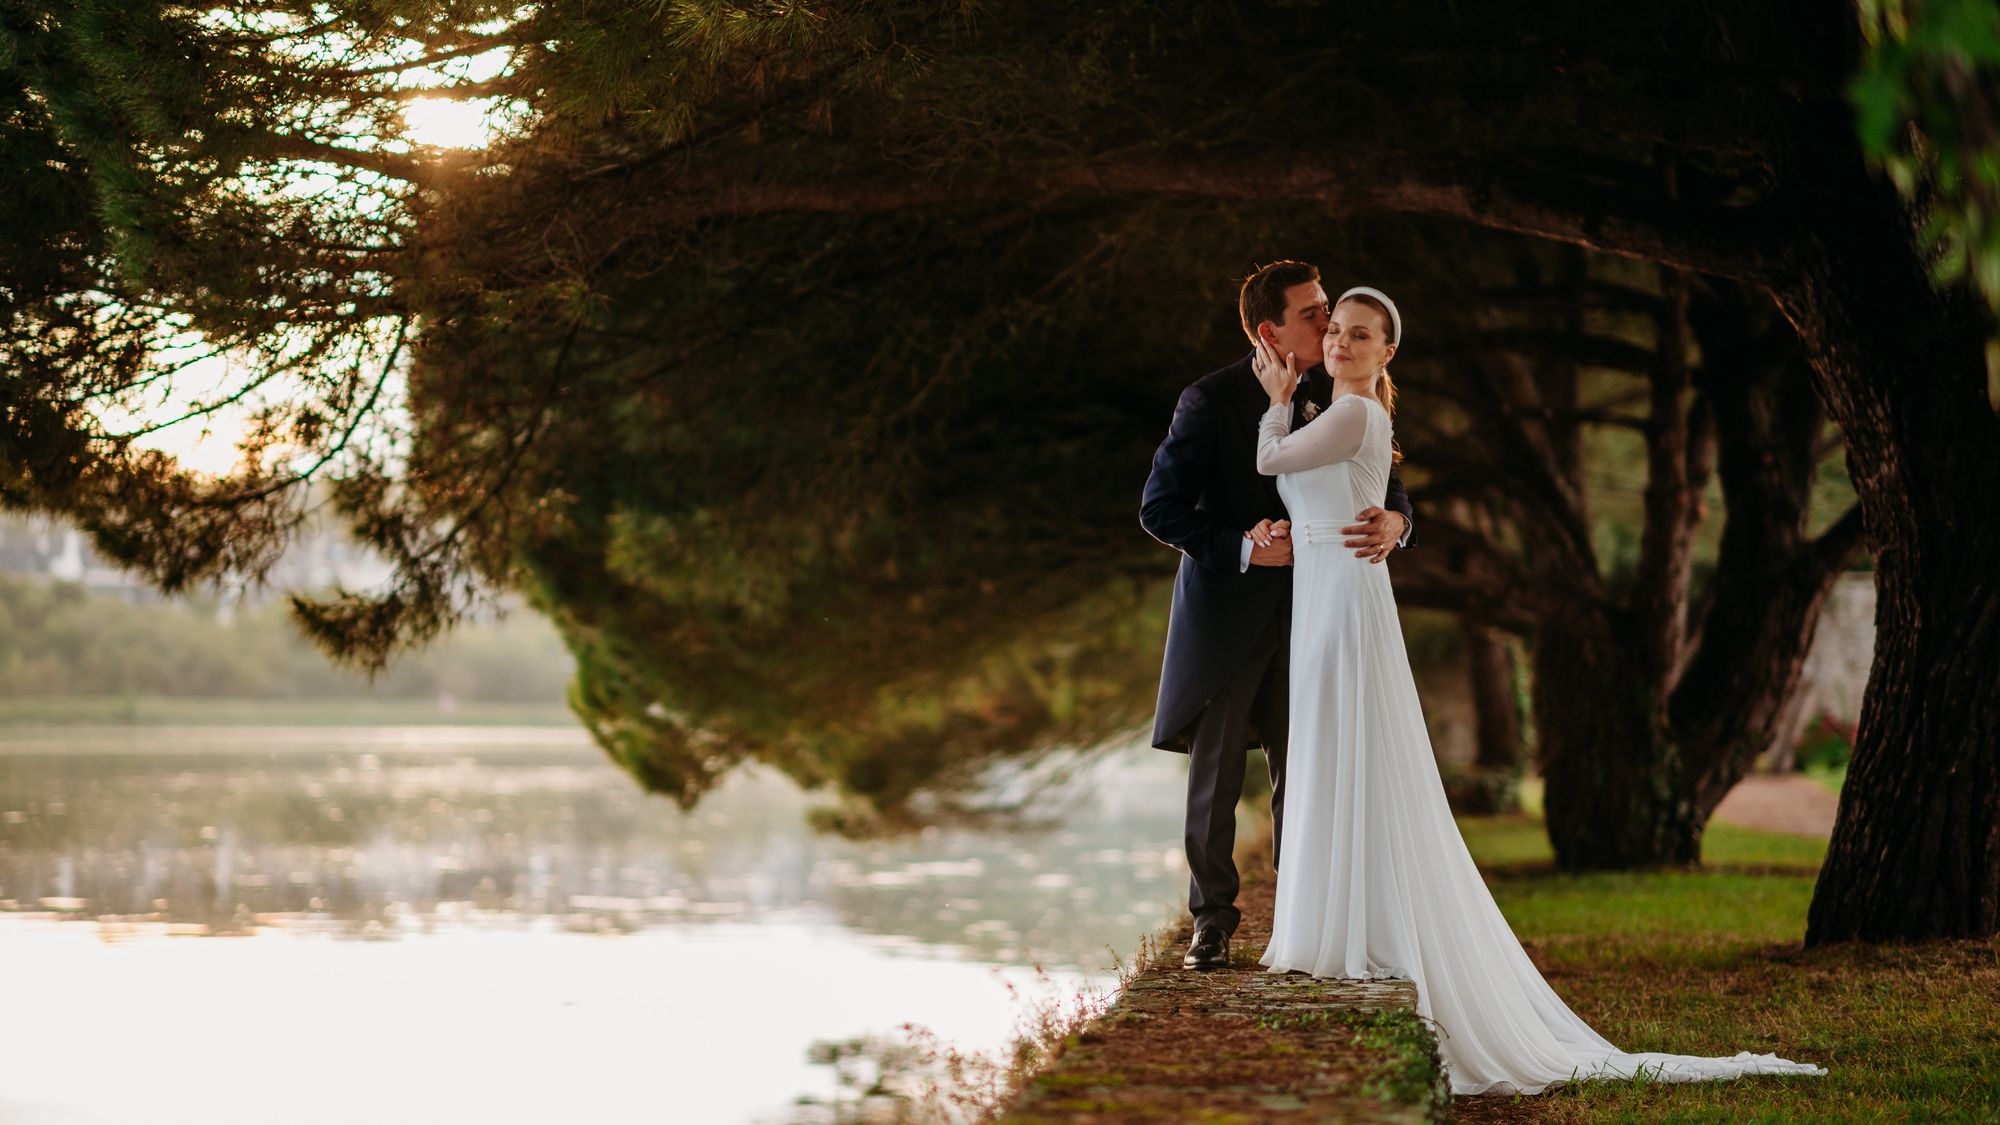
[283,28,535,80]
[259,131,424,183]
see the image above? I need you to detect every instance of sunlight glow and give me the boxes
[91,20,528,477]
[402,96,510,150]
[89,319,411,481]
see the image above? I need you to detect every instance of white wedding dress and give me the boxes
[1251,392,1829,1097]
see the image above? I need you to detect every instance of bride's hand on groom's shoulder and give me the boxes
[1252,341,1298,406]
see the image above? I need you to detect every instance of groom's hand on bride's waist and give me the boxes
[1343,508,1407,565]
[1245,519,1293,567]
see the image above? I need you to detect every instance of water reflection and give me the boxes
[0,725,1189,1124]
[0,726,1184,968]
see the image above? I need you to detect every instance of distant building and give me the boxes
[0,510,401,614]
[1762,570,1875,769]
[0,516,174,606]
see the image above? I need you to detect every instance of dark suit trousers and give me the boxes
[1183,605,1289,937]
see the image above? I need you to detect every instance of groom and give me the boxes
[1139,260,1416,971]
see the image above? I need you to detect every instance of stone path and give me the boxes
[1710,774,1840,838]
[997,835,1447,1124]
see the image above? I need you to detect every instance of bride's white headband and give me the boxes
[1336,286,1402,346]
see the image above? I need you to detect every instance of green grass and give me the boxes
[0,694,579,727]
[1452,810,2000,1123]
[1460,812,1830,873]
[1459,815,1827,948]
[1803,761,1848,795]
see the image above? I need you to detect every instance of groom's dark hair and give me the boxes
[1238,260,1321,342]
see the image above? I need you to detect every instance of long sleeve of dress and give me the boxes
[1256,394,1370,475]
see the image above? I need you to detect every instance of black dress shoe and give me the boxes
[1183,925,1230,971]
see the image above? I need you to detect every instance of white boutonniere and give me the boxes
[1302,400,1320,421]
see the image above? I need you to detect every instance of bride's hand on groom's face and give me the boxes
[1253,341,1298,405]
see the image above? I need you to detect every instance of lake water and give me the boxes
[0,725,1193,1124]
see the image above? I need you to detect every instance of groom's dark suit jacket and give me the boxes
[1139,353,1415,752]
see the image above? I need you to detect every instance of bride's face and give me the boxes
[1327,300,1397,379]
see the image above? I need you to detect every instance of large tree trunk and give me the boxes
[1415,258,1853,864]
[1468,622,1524,774]
[1452,616,1525,815]
[1529,267,1706,870]
[1525,305,1853,870]
[1808,537,2000,941]
[1774,160,2000,944]
[1809,411,1998,948]
[1535,612,1702,869]
[1673,286,1868,821]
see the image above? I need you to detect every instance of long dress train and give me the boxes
[1251,392,1829,1097]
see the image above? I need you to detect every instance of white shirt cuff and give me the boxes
[1239,535,1254,573]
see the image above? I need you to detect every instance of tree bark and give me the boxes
[1769,154,2000,944]
[1805,536,2000,942]
[1468,622,1524,775]
[1672,285,1867,821]
[1631,268,1699,692]
[1456,617,1526,816]
[1535,609,1702,869]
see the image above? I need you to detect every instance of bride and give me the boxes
[1246,285,1830,1097]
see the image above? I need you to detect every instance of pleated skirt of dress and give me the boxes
[1257,545,1829,1096]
